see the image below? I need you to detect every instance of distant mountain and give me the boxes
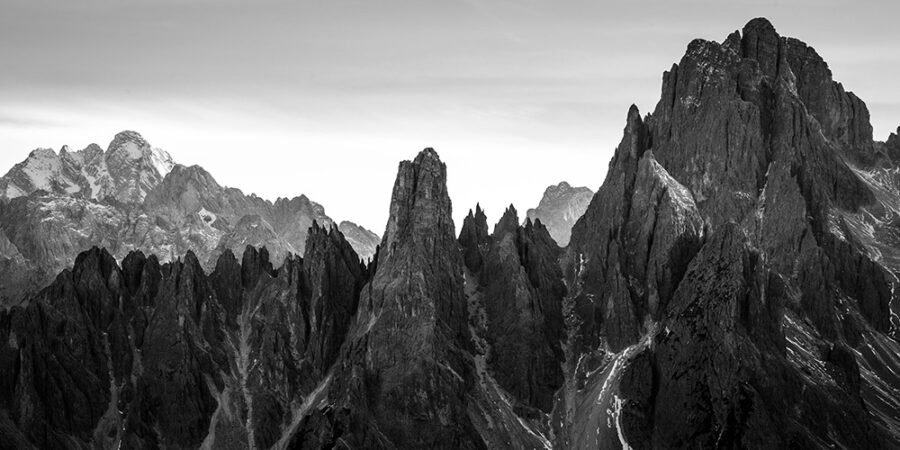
[525,181,593,246]
[338,220,379,261]
[1,17,900,450]
[0,130,174,204]
[0,131,379,306]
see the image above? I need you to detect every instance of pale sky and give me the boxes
[2,0,898,234]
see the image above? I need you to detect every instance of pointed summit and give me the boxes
[459,202,490,271]
[315,147,483,449]
[382,147,454,253]
[107,130,149,155]
[493,204,519,236]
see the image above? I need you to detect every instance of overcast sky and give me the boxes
[2,0,898,234]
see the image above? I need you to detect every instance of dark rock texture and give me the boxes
[526,181,594,246]
[558,17,900,449]
[291,148,484,449]
[458,204,489,272]
[0,131,173,203]
[287,149,556,450]
[0,220,367,449]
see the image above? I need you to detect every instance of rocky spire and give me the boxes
[302,148,483,449]
[560,17,899,449]
[525,181,594,246]
[458,203,489,271]
[476,205,566,413]
[492,204,519,236]
[885,126,900,163]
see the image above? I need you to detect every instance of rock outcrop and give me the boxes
[0,131,173,203]
[558,17,900,448]
[526,181,594,246]
[2,17,900,450]
[460,205,566,414]
[289,148,483,448]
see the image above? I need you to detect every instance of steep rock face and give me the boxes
[460,205,566,414]
[304,148,481,448]
[648,227,882,448]
[884,127,900,163]
[211,214,298,268]
[558,18,900,448]
[104,131,175,204]
[0,226,41,307]
[0,219,368,449]
[300,222,368,375]
[526,181,594,246]
[458,204,489,272]
[289,149,555,450]
[203,226,367,450]
[565,106,704,359]
[125,251,223,449]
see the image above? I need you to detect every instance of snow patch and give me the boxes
[148,147,175,177]
[609,395,632,450]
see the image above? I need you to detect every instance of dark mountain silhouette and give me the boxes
[1,18,899,449]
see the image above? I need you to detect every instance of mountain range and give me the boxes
[0,132,381,307]
[0,17,899,449]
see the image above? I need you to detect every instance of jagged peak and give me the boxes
[459,202,489,245]
[309,218,343,240]
[181,249,202,269]
[27,147,57,159]
[493,204,520,236]
[214,248,239,270]
[240,245,274,288]
[627,104,641,122]
[107,130,149,153]
[466,202,487,222]
[162,164,217,184]
[274,194,313,208]
[383,147,453,251]
[414,147,441,164]
[73,246,119,277]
